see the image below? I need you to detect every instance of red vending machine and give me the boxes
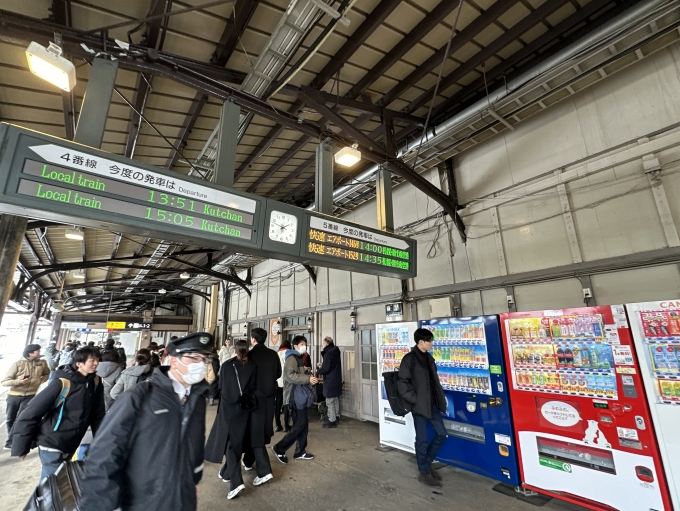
[500,306,672,511]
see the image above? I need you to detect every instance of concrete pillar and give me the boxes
[214,99,240,188]
[74,57,119,147]
[0,215,28,326]
[315,138,334,215]
[376,165,394,232]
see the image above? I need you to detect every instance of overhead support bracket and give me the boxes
[303,264,317,287]
[486,108,515,131]
[214,99,240,187]
[376,165,394,233]
[315,138,334,215]
[74,56,118,148]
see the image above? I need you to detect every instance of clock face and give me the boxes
[268,210,297,244]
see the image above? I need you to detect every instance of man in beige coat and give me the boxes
[2,343,50,450]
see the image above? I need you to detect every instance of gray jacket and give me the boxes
[282,351,311,407]
[110,364,152,401]
[97,361,123,410]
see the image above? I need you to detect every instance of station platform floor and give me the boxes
[0,395,586,511]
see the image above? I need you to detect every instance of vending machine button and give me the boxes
[599,414,614,425]
[480,402,488,410]
[635,416,646,430]
[623,404,633,412]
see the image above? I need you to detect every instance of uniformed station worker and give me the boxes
[81,332,215,511]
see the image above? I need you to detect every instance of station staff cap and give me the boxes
[168,332,215,356]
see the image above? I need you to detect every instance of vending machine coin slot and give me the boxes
[499,446,509,457]
[466,401,477,413]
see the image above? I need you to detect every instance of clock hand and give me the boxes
[272,222,286,229]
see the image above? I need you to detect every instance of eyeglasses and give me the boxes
[180,354,210,364]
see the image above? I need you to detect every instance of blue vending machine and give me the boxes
[419,316,521,486]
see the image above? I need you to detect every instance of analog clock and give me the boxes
[268,210,297,244]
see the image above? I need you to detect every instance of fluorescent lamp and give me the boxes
[180,272,191,279]
[72,269,85,279]
[158,288,167,294]
[334,145,361,167]
[77,289,86,296]
[65,227,84,240]
[25,41,77,92]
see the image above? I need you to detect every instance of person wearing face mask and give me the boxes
[80,333,215,511]
[272,336,318,464]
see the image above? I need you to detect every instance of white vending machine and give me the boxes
[377,321,417,453]
[626,300,680,511]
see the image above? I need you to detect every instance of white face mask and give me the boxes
[297,345,307,355]
[176,358,207,385]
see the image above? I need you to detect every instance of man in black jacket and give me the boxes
[242,327,282,486]
[11,346,105,482]
[80,333,214,511]
[317,336,342,428]
[397,328,447,488]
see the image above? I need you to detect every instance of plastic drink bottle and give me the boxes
[666,346,679,371]
[653,346,669,370]
[572,345,582,368]
[564,346,574,367]
[590,345,600,368]
[581,345,591,368]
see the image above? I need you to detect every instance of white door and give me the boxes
[359,327,379,422]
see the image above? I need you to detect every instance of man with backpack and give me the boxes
[397,328,448,488]
[272,336,318,464]
[11,346,105,482]
[1,344,50,450]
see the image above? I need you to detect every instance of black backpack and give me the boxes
[382,370,413,417]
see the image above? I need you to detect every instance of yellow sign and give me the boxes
[106,321,126,329]
[616,366,637,374]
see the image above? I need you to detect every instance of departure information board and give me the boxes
[301,213,417,278]
[0,123,417,279]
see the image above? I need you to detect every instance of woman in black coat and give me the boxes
[205,341,256,500]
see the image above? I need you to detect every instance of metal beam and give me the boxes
[404,0,572,115]
[345,0,461,100]
[50,1,76,141]
[124,0,169,159]
[246,135,311,193]
[444,157,466,242]
[167,0,259,170]
[429,0,619,122]
[310,0,402,89]
[378,0,521,108]
[166,93,209,169]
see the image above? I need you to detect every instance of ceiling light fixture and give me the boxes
[65,226,84,240]
[25,41,77,92]
[158,288,167,294]
[180,272,191,279]
[71,269,85,279]
[334,143,361,167]
[77,289,86,296]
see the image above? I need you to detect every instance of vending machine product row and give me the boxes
[627,300,680,511]
[501,306,672,511]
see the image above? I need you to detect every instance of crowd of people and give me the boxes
[1,329,350,509]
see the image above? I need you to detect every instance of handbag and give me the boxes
[234,364,257,411]
[23,460,85,511]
